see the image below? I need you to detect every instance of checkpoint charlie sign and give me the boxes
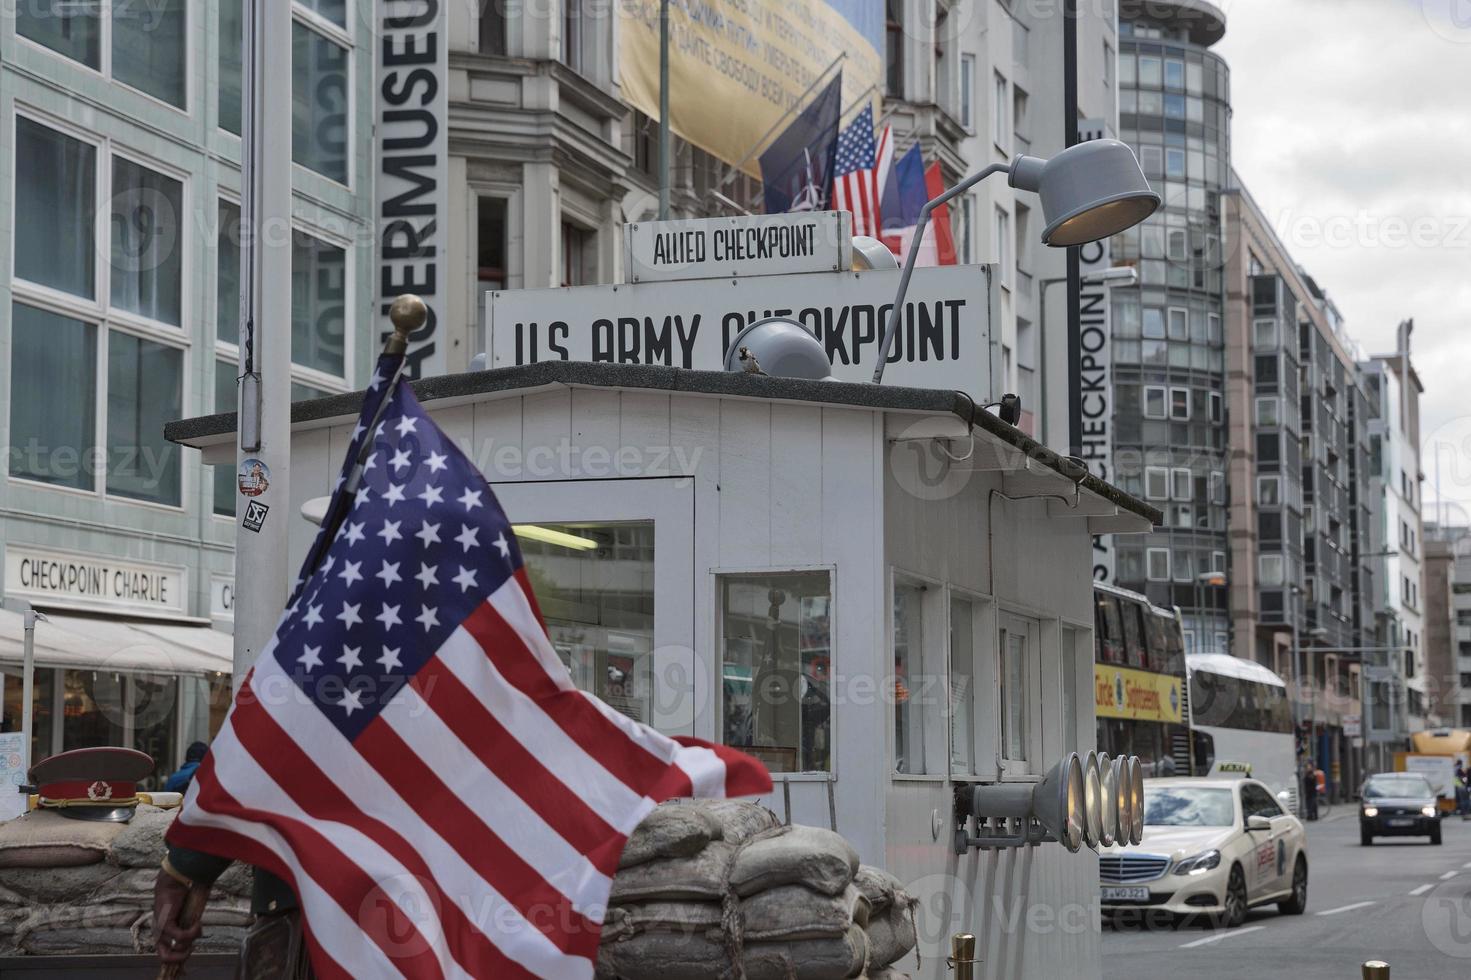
[624,212,852,283]
[486,264,999,394]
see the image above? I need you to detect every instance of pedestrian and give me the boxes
[1455,761,1470,819]
[1302,761,1318,821]
[162,742,207,794]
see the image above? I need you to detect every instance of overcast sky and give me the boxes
[1214,0,1471,521]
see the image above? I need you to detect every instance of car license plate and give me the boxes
[1388,818,1414,827]
[1102,886,1150,902]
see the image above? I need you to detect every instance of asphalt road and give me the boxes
[1103,806,1471,980]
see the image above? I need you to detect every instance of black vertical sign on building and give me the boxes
[377,0,447,379]
[1078,119,1114,583]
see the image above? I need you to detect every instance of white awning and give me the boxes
[0,609,232,676]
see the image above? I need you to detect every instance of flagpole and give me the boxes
[715,52,846,193]
[657,0,671,219]
[231,0,293,688]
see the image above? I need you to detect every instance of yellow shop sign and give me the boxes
[1095,665,1183,724]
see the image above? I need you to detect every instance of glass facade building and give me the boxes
[1109,4,1232,653]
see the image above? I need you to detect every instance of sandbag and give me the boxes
[854,865,906,913]
[619,804,721,869]
[609,841,735,903]
[0,862,121,904]
[742,883,870,942]
[0,809,124,868]
[107,804,175,868]
[864,969,911,980]
[215,860,254,896]
[729,826,858,898]
[602,899,723,941]
[597,923,868,980]
[89,865,160,907]
[863,903,917,969]
[678,799,783,844]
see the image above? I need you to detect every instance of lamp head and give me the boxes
[1009,140,1160,248]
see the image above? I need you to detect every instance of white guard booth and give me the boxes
[170,358,1158,980]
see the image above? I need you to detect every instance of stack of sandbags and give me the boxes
[0,804,251,955]
[853,866,919,978]
[598,800,919,980]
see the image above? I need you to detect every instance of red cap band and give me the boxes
[37,779,137,804]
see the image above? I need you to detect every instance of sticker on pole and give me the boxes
[238,458,270,497]
[242,500,269,534]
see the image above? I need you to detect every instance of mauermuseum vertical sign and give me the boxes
[376,1,448,378]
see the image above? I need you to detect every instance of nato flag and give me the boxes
[759,72,843,214]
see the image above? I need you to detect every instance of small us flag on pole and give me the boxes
[168,308,772,978]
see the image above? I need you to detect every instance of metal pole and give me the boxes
[20,608,35,772]
[657,0,670,220]
[233,0,293,685]
[1064,0,1082,455]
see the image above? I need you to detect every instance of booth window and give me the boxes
[894,579,944,775]
[719,572,831,773]
[517,522,655,724]
[998,613,1037,770]
[949,594,978,776]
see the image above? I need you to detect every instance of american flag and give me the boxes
[832,106,882,236]
[168,353,772,978]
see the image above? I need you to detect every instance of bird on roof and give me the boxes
[738,347,765,375]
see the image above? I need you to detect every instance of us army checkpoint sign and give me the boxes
[485,265,1000,397]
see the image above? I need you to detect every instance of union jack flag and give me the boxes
[168,352,772,978]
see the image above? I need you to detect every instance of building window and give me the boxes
[480,0,508,55]
[1210,472,1226,505]
[1254,318,1278,348]
[220,0,244,134]
[1167,307,1188,340]
[998,613,1036,769]
[1013,86,1029,143]
[950,593,978,776]
[894,579,944,775]
[1256,396,1280,427]
[1143,307,1165,338]
[1165,148,1186,180]
[993,71,1009,150]
[1139,146,1163,179]
[1104,40,1114,89]
[1212,551,1226,573]
[994,207,1011,284]
[20,0,186,108]
[1144,385,1167,419]
[292,18,350,185]
[9,115,185,504]
[1171,467,1193,501]
[1145,466,1169,500]
[562,0,583,72]
[960,53,975,129]
[1147,548,1171,582]
[1170,387,1190,420]
[291,230,349,381]
[1257,475,1281,506]
[1259,554,1284,588]
[721,571,832,773]
[561,221,596,287]
[1209,391,1223,423]
[217,202,242,345]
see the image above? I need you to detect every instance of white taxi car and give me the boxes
[1099,776,1308,927]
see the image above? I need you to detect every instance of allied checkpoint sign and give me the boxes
[485,264,1000,396]
[624,212,852,284]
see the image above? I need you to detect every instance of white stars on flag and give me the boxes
[375,561,402,587]
[338,646,363,670]
[414,522,441,547]
[378,647,402,671]
[415,606,439,632]
[375,604,402,630]
[458,488,483,512]
[338,560,363,587]
[378,520,403,546]
[339,688,364,716]
[389,448,412,472]
[343,522,366,546]
[395,415,418,438]
[494,533,511,560]
[299,645,323,671]
[425,450,448,474]
[336,603,362,629]
[452,566,479,593]
[417,484,444,507]
[455,524,481,552]
[383,483,407,507]
[303,604,324,629]
[415,563,439,589]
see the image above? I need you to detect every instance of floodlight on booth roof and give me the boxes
[873,139,1158,383]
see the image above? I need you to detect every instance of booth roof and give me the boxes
[0,609,232,676]
[165,361,1160,527]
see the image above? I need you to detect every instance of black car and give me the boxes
[1360,772,1442,846]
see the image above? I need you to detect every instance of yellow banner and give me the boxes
[1095,665,1183,724]
[618,0,884,175]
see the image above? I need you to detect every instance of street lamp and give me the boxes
[1038,266,1138,442]
[872,140,1159,384]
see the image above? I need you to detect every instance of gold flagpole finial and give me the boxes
[387,295,427,355]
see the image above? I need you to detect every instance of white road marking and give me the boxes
[1441,871,1458,880]
[1179,925,1265,949]
[1411,883,1435,896]
[1316,901,1375,917]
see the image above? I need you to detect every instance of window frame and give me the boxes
[1255,395,1279,427]
[891,569,949,779]
[959,52,976,130]
[16,0,193,116]
[993,70,1009,152]
[946,586,990,779]
[1146,547,1171,582]
[996,609,1041,777]
[290,4,357,190]
[1145,466,1169,501]
[1171,466,1193,502]
[7,107,192,511]
[1257,474,1281,507]
[288,219,357,391]
[1169,386,1190,420]
[1143,384,1167,419]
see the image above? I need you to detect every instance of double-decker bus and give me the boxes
[1093,583,1192,776]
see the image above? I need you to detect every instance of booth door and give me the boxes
[493,479,695,736]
